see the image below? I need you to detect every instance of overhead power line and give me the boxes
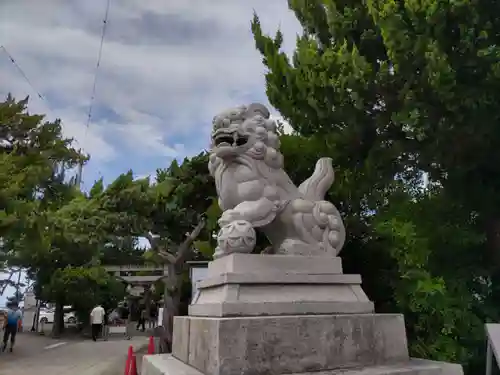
[84,0,111,137]
[0,45,45,101]
[77,0,111,188]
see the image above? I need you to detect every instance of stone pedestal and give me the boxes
[142,254,463,375]
[189,253,374,317]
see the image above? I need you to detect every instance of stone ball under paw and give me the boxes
[217,220,256,255]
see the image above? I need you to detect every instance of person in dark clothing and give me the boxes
[149,305,157,329]
[136,308,146,332]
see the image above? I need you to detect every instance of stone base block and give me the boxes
[190,253,373,317]
[172,314,410,375]
[206,253,343,276]
[189,300,374,317]
[190,272,373,317]
[142,355,463,375]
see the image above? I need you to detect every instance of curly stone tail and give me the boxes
[289,199,346,256]
[298,157,335,201]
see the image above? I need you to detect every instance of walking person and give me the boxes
[2,302,22,353]
[149,305,157,329]
[136,307,146,332]
[90,303,105,342]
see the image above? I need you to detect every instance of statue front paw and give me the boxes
[214,220,256,259]
[219,209,243,227]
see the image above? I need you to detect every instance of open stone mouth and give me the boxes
[214,132,248,147]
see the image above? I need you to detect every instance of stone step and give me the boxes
[142,354,203,375]
[141,356,456,375]
[314,361,444,375]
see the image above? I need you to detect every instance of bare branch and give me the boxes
[175,217,206,265]
[185,216,206,241]
[158,249,176,264]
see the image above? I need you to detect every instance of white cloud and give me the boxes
[0,0,301,185]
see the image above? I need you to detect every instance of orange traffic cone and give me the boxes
[124,345,133,375]
[147,336,155,355]
[129,354,138,375]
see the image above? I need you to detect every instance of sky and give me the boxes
[0,0,302,304]
[0,0,300,189]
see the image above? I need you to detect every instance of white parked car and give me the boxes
[38,309,54,324]
[38,308,77,324]
[65,311,77,324]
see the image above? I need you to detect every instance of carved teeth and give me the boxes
[213,131,248,147]
[214,133,234,147]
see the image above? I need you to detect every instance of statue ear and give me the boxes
[246,103,270,119]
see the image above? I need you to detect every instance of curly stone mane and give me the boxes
[209,104,285,175]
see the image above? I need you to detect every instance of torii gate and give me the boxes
[104,264,169,322]
[104,264,169,291]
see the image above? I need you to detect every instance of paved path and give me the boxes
[0,333,148,375]
[0,333,68,363]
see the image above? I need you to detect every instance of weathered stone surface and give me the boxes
[207,254,343,277]
[190,254,373,317]
[172,314,190,363]
[142,354,204,375]
[172,314,409,375]
[209,103,346,257]
[409,359,464,375]
[189,301,374,317]
[198,272,361,287]
[142,355,460,375]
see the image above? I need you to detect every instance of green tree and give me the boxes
[373,186,485,365]
[252,1,500,372]
[90,153,218,351]
[46,266,126,327]
[142,153,217,352]
[0,95,85,241]
[18,188,108,336]
[0,95,91,335]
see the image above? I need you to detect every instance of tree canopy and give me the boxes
[252,1,500,373]
[1,98,218,338]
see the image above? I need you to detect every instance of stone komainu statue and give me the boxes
[208,103,346,258]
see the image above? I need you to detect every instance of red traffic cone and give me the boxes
[129,354,138,375]
[124,345,133,375]
[147,336,155,355]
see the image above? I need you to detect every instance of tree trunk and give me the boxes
[161,285,181,353]
[154,217,206,353]
[160,284,170,353]
[161,289,173,353]
[160,263,180,353]
[51,302,64,337]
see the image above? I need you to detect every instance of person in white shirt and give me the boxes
[90,304,105,341]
